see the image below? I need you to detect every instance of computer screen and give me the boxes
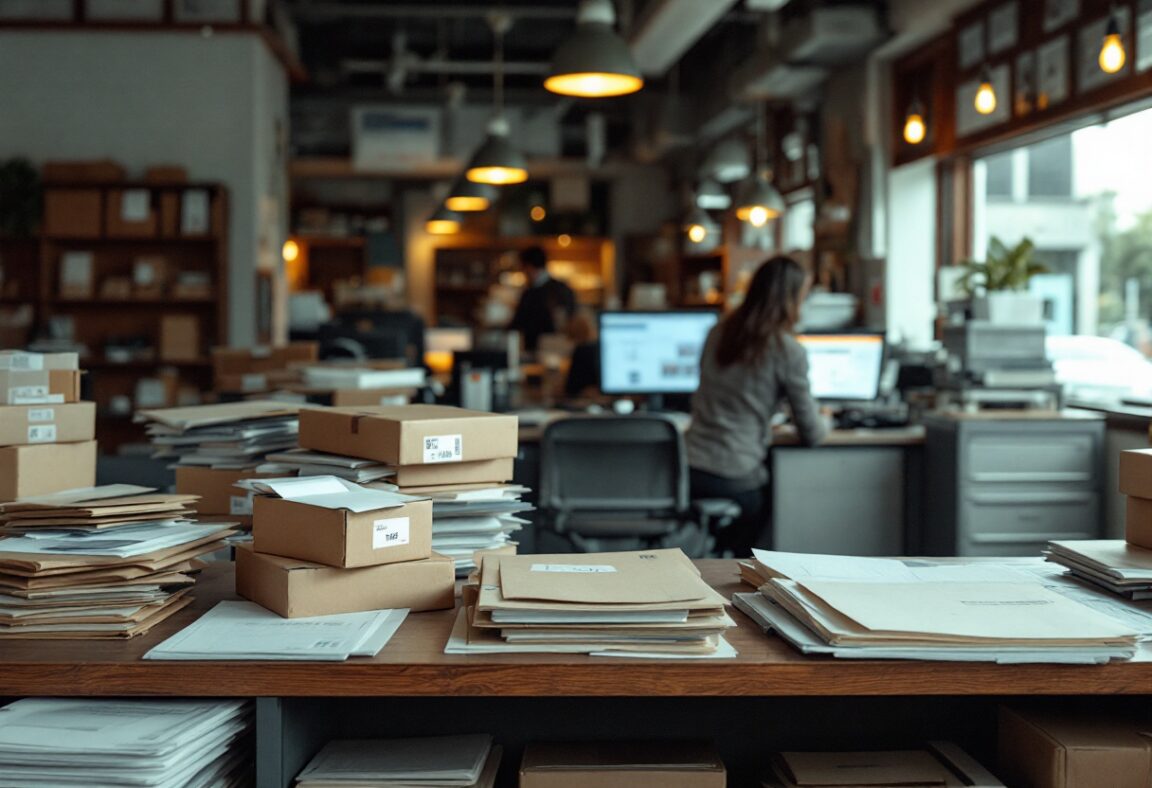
[796,333,886,401]
[599,311,719,395]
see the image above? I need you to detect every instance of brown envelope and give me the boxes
[497,549,713,605]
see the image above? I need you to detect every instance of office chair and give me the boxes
[538,414,738,557]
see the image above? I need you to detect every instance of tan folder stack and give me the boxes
[0,486,234,638]
[449,548,736,657]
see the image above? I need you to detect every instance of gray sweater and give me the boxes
[686,325,827,487]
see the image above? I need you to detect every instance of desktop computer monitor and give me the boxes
[598,311,719,397]
[796,333,886,401]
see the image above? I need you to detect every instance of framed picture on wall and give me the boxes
[989,2,1019,54]
[1044,0,1079,33]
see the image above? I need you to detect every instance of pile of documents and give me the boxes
[259,448,395,484]
[0,697,253,786]
[734,549,1140,663]
[137,400,300,469]
[301,365,427,391]
[145,600,407,661]
[0,485,234,638]
[448,549,737,658]
[296,734,499,787]
[763,742,1004,788]
[1045,539,1152,599]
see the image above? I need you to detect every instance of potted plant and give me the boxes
[956,236,1048,324]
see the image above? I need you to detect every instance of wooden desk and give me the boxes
[2,560,1150,786]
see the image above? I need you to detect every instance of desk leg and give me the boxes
[256,697,285,788]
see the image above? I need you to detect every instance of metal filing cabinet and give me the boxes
[921,413,1104,556]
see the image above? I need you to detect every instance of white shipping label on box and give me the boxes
[0,352,42,371]
[27,425,57,443]
[373,517,411,549]
[241,374,267,392]
[26,408,55,423]
[229,494,254,516]
[422,434,463,464]
[531,564,618,574]
[7,385,49,403]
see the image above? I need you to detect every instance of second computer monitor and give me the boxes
[796,333,886,401]
[599,311,719,396]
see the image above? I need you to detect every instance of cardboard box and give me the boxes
[299,405,518,466]
[519,742,726,788]
[998,706,1152,788]
[144,165,188,183]
[0,369,81,404]
[132,256,168,298]
[0,351,80,370]
[1120,449,1152,499]
[767,743,1004,788]
[44,189,102,238]
[0,440,97,501]
[105,188,158,237]
[252,494,433,569]
[1127,496,1152,551]
[392,457,515,488]
[42,160,126,183]
[235,545,455,618]
[175,466,284,520]
[160,315,200,361]
[215,372,271,393]
[212,344,318,390]
[0,402,95,447]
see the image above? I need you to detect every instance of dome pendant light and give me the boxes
[735,104,785,227]
[684,207,717,244]
[903,98,927,145]
[544,0,643,98]
[466,13,529,186]
[445,177,496,212]
[425,205,462,235]
[974,65,997,115]
[1099,8,1126,74]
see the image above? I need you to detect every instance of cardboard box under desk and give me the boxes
[1127,496,1152,550]
[998,705,1152,788]
[252,494,433,569]
[299,404,518,466]
[235,544,455,618]
[175,466,283,521]
[1119,449,1152,499]
[0,369,81,404]
[0,440,97,502]
[0,402,95,447]
[392,457,515,488]
[519,742,726,788]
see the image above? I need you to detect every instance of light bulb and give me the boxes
[426,219,460,235]
[466,165,528,185]
[1100,32,1126,73]
[748,206,770,228]
[903,112,926,145]
[557,234,572,248]
[974,79,997,115]
[530,205,546,222]
[445,195,490,212]
[687,223,707,243]
[281,239,300,263]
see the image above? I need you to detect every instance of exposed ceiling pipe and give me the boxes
[343,58,552,77]
[628,0,740,76]
[293,2,577,21]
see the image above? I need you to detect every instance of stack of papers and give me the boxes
[1045,539,1152,598]
[145,600,407,661]
[378,482,531,575]
[297,735,499,788]
[0,698,253,786]
[447,549,737,658]
[763,742,1005,788]
[260,448,395,484]
[0,485,234,638]
[302,365,427,391]
[734,549,1139,664]
[137,401,300,469]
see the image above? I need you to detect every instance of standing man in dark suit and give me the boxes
[509,245,576,353]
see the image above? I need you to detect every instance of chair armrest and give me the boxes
[690,498,741,531]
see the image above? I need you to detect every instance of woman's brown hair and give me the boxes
[715,256,808,367]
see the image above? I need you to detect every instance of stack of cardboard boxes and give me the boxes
[1120,448,1152,549]
[212,343,317,396]
[0,351,96,501]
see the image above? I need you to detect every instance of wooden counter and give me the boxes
[2,559,1149,699]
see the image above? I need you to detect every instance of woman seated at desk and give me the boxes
[686,255,828,554]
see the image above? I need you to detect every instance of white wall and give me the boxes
[0,30,288,345]
[886,159,937,348]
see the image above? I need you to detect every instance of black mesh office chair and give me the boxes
[538,414,738,556]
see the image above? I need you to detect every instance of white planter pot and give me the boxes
[972,292,1044,324]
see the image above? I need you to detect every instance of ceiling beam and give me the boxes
[292,2,577,22]
[628,0,740,77]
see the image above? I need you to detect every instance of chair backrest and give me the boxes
[539,414,687,516]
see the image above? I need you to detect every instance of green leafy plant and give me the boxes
[956,236,1048,297]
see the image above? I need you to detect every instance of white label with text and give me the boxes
[229,494,254,516]
[373,517,411,549]
[422,434,463,463]
[1,353,42,371]
[27,408,55,423]
[531,564,618,573]
[27,425,57,443]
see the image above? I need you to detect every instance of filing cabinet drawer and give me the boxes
[961,491,1098,544]
[964,432,1096,484]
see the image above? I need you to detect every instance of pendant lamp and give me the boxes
[425,205,462,235]
[735,104,784,226]
[545,0,643,98]
[466,13,529,185]
[445,177,496,212]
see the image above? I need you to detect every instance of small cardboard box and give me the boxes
[392,457,515,488]
[0,351,80,371]
[299,404,518,466]
[0,369,82,404]
[1127,496,1152,550]
[998,706,1152,788]
[175,466,284,520]
[519,742,726,788]
[235,545,456,618]
[44,189,103,238]
[0,402,95,447]
[1120,450,1152,499]
[215,372,271,393]
[42,160,126,183]
[159,315,200,361]
[0,440,97,501]
[252,490,433,569]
